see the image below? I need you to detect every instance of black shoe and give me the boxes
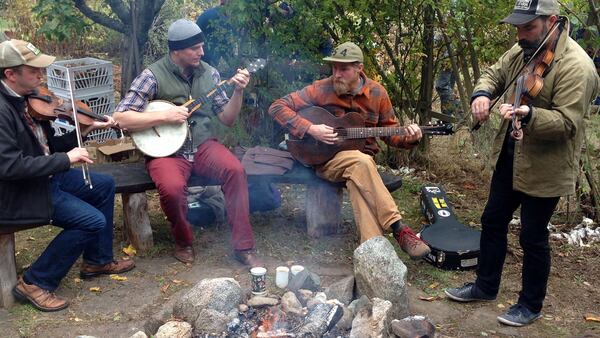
[444,282,496,302]
[497,304,542,327]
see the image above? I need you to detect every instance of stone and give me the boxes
[288,269,321,292]
[324,275,355,305]
[353,236,409,319]
[155,321,192,338]
[296,289,314,306]
[247,295,279,307]
[173,278,243,324]
[306,291,327,310]
[128,331,148,338]
[391,316,436,338]
[193,308,230,335]
[281,291,304,316]
[349,298,393,338]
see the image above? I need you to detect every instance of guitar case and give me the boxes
[419,185,480,270]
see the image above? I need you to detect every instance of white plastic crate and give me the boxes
[53,90,115,117]
[86,128,118,143]
[47,57,113,96]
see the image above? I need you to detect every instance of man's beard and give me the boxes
[518,26,549,60]
[333,78,358,96]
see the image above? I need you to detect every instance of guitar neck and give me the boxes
[185,81,235,112]
[340,126,438,139]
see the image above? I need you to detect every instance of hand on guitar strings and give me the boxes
[499,103,530,120]
[163,105,190,124]
[404,123,422,144]
[230,68,250,92]
[307,124,338,144]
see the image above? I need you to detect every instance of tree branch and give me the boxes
[105,0,131,25]
[73,0,126,33]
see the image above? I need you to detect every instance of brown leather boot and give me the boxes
[234,249,264,268]
[394,226,431,259]
[174,245,195,264]
[12,276,68,312]
[80,259,136,279]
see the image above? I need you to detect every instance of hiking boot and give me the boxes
[394,226,431,259]
[234,249,264,268]
[80,259,136,279]
[445,282,496,302]
[174,245,195,264]
[497,304,542,327]
[12,276,68,312]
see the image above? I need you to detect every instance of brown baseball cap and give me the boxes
[501,0,560,25]
[323,42,364,63]
[0,39,55,68]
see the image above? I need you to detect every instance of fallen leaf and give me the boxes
[74,278,82,283]
[27,236,35,241]
[583,281,591,287]
[585,314,600,322]
[71,317,83,322]
[463,182,476,190]
[427,282,439,289]
[418,295,437,302]
[89,287,101,292]
[122,245,137,257]
[497,304,505,309]
[110,275,128,281]
[172,279,183,284]
[160,283,171,294]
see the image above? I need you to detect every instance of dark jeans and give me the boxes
[25,169,115,291]
[475,152,559,313]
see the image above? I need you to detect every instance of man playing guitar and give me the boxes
[269,41,431,259]
[113,19,262,267]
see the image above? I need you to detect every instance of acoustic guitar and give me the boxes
[131,59,266,158]
[286,106,454,166]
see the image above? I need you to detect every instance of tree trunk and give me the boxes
[418,4,435,126]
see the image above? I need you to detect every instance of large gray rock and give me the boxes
[281,291,304,316]
[353,236,409,319]
[324,275,355,305]
[193,308,231,335]
[173,278,243,326]
[155,320,192,338]
[288,269,321,292]
[391,316,436,338]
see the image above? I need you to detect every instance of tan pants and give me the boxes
[316,150,402,242]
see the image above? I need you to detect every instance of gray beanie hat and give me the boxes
[168,19,205,51]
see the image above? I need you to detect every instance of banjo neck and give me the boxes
[184,80,235,114]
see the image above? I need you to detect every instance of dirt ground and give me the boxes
[1,137,600,338]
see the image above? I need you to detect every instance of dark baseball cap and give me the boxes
[501,0,559,25]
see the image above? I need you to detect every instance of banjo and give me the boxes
[131,58,266,158]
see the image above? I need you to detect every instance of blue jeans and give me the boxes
[24,169,116,291]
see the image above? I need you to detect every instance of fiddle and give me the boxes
[508,20,561,140]
[27,87,109,127]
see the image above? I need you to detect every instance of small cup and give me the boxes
[275,266,290,289]
[250,267,267,295]
[290,265,305,276]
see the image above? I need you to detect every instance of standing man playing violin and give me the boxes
[0,39,135,312]
[269,42,431,259]
[445,0,600,327]
[113,19,262,267]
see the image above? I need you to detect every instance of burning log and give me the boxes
[294,303,343,338]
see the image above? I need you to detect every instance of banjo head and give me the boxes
[131,101,189,158]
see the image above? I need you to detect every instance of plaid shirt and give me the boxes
[115,68,229,114]
[269,72,413,155]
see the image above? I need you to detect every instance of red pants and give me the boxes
[146,139,255,250]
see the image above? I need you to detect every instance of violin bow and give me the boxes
[65,68,93,189]
[471,16,566,132]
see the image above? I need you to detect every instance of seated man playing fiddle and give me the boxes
[0,39,134,311]
[268,41,431,259]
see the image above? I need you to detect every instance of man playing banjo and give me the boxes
[113,19,262,267]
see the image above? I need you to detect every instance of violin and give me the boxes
[509,19,562,140]
[27,87,109,126]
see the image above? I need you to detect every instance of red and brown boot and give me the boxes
[394,226,431,259]
[12,276,68,312]
[80,259,135,279]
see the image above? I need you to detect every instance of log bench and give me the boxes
[0,161,401,309]
[90,161,403,253]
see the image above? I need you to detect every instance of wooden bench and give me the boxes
[90,161,402,253]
